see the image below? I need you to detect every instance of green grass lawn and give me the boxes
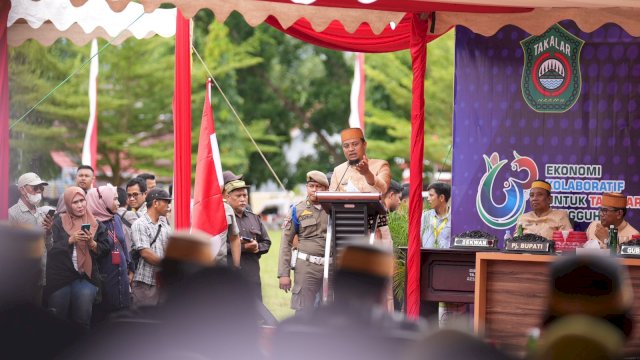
[261,229,295,321]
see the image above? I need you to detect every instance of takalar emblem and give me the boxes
[521,24,584,113]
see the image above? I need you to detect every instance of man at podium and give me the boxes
[330,127,392,246]
[330,128,393,311]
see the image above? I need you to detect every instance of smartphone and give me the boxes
[47,209,56,218]
[81,224,91,233]
[240,236,253,243]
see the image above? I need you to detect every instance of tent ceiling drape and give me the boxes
[8,0,176,46]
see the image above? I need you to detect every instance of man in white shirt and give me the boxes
[420,182,451,248]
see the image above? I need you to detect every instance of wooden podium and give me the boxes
[315,191,385,303]
[474,252,640,357]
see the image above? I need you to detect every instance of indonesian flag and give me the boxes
[192,79,227,256]
[81,39,98,170]
[348,52,365,131]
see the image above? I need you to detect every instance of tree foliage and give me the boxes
[8,15,454,189]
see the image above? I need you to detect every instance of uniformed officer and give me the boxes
[278,171,329,313]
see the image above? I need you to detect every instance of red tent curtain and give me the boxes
[406,12,429,319]
[266,14,445,53]
[0,2,10,220]
[173,10,192,230]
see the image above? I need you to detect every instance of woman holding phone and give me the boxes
[44,186,109,328]
[86,185,133,320]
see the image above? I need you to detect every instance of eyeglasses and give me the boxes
[127,192,142,199]
[599,207,621,215]
[342,141,362,150]
[28,184,45,192]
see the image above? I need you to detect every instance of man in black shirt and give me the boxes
[224,179,271,301]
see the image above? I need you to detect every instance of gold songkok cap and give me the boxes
[337,244,393,278]
[340,128,364,143]
[164,230,215,266]
[602,192,627,209]
[531,180,552,192]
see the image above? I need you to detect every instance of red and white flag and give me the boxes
[348,52,365,131]
[192,79,227,256]
[82,39,98,170]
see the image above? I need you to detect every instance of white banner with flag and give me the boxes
[81,39,98,169]
[348,52,365,130]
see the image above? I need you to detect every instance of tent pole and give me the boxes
[173,10,192,230]
[0,1,10,220]
[406,12,429,319]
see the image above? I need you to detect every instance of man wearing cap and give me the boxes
[225,179,271,301]
[331,128,392,244]
[215,170,243,269]
[131,188,172,307]
[515,180,572,240]
[331,128,391,195]
[9,172,55,305]
[586,192,638,248]
[9,172,53,232]
[331,128,393,310]
[278,170,329,313]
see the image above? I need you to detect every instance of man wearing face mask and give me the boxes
[8,172,55,305]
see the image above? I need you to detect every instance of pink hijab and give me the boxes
[86,185,116,222]
[60,186,97,277]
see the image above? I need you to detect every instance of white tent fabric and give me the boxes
[64,0,640,36]
[8,0,177,46]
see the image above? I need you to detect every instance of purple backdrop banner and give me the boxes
[451,22,640,239]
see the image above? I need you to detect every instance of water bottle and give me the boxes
[609,225,619,256]
[502,230,512,249]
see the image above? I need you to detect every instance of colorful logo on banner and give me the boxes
[476,151,539,229]
[520,24,584,113]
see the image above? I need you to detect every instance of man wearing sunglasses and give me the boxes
[8,172,54,305]
[586,192,639,247]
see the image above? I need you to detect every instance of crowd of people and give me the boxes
[2,127,636,359]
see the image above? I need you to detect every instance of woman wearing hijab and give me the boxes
[86,185,133,320]
[44,187,109,328]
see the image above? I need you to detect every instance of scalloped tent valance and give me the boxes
[66,0,640,37]
[7,0,176,46]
